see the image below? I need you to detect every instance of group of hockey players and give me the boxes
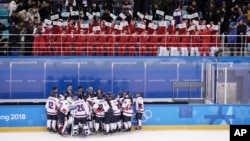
[45,84,144,137]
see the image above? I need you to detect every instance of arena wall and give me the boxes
[1,104,249,131]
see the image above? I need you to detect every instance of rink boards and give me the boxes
[1,56,250,100]
[0,104,249,131]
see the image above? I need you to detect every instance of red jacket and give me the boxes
[128,35,138,46]
[180,35,190,47]
[169,35,180,47]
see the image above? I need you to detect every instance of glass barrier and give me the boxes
[0,57,250,104]
[1,34,249,56]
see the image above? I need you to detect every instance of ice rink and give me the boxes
[0,130,229,141]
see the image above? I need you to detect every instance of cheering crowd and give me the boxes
[45,84,144,136]
[0,0,249,56]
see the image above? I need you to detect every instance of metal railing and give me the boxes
[1,34,249,56]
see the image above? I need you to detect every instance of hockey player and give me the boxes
[92,93,105,135]
[71,96,91,136]
[110,93,122,132]
[103,93,114,135]
[45,91,59,132]
[135,91,144,130]
[122,93,133,132]
[86,91,96,132]
[57,94,70,136]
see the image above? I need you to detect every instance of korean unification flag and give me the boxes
[119,13,127,19]
[71,11,79,16]
[192,12,199,18]
[156,10,165,16]
[50,14,59,20]
[165,15,173,21]
[211,25,219,30]
[110,13,117,20]
[114,25,122,30]
[93,26,101,31]
[177,23,186,29]
[197,25,206,30]
[121,21,128,27]
[63,21,68,27]
[148,23,157,30]
[183,14,192,19]
[137,11,144,19]
[173,11,181,16]
[188,25,195,31]
[93,12,101,17]
[61,12,70,17]
[81,24,89,28]
[44,19,52,25]
[159,21,167,27]
[137,23,146,29]
[145,15,153,21]
[53,21,62,26]
[105,22,112,27]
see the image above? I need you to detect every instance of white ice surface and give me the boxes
[0,130,229,141]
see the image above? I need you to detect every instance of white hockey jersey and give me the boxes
[136,97,144,113]
[87,97,96,107]
[93,99,105,117]
[45,96,59,115]
[110,99,120,116]
[72,99,89,118]
[122,99,133,117]
[58,100,70,115]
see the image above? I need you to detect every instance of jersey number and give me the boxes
[49,101,54,109]
[77,104,84,112]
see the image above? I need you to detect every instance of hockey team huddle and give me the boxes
[45,84,144,136]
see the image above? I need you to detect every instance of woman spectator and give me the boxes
[27,7,41,23]
[9,0,18,16]
[186,0,199,14]
[103,0,114,14]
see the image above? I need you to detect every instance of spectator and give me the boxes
[0,38,9,56]
[0,21,7,41]
[50,0,63,16]
[236,19,247,56]
[103,0,114,13]
[133,0,143,19]
[19,26,28,55]
[8,11,20,26]
[65,0,76,7]
[162,0,174,16]
[18,10,29,23]
[16,1,26,13]
[143,0,151,15]
[152,0,163,20]
[9,0,18,16]
[24,20,34,56]
[39,1,50,22]
[247,3,250,22]
[27,7,41,23]
[186,0,199,14]
[102,10,113,22]
[217,7,229,34]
